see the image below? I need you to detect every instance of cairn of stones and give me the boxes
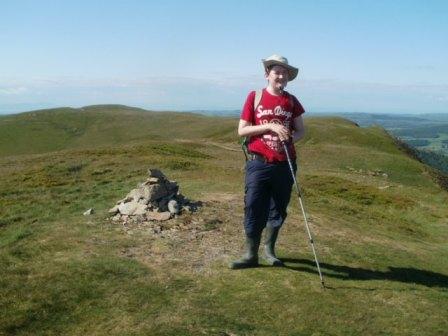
[109,168,197,223]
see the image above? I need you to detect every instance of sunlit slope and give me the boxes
[300,117,439,189]
[1,113,447,335]
[1,106,443,190]
[296,117,448,255]
[0,105,237,156]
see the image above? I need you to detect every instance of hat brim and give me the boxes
[262,60,299,81]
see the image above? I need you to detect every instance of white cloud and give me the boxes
[1,76,447,113]
[0,86,28,95]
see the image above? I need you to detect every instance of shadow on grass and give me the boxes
[281,258,448,289]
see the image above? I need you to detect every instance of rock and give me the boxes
[166,181,179,193]
[118,201,139,215]
[182,205,192,213]
[108,205,119,215]
[133,203,148,216]
[126,184,170,203]
[112,214,121,222]
[148,177,159,184]
[158,198,169,212]
[137,186,150,200]
[126,188,145,201]
[138,198,149,205]
[110,168,201,226]
[168,199,180,214]
[83,208,94,215]
[146,211,171,221]
[148,169,166,180]
[147,184,169,201]
[133,214,145,223]
[116,196,133,205]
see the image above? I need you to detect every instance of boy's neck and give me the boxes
[266,85,284,96]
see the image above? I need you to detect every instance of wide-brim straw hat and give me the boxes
[262,54,299,81]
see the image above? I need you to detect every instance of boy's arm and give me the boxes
[291,115,305,143]
[238,119,291,141]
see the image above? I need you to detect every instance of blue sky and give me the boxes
[1,0,447,114]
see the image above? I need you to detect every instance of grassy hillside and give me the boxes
[0,105,236,156]
[336,112,448,156]
[1,109,447,335]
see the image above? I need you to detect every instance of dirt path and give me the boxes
[118,192,244,275]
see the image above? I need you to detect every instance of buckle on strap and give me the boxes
[248,153,268,163]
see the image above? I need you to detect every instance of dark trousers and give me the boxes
[244,159,296,237]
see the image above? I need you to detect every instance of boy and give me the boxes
[230,54,305,269]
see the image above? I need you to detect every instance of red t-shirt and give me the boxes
[240,89,305,162]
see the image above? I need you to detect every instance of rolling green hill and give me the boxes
[0,105,236,157]
[1,107,447,335]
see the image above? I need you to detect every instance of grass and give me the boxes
[0,105,237,157]
[1,108,448,335]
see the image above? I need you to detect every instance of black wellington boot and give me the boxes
[230,235,261,269]
[264,226,284,266]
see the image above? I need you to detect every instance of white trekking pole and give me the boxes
[282,141,325,288]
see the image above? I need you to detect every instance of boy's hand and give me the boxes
[269,124,290,141]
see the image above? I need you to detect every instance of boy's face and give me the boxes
[265,65,289,91]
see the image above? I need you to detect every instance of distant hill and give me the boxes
[315,112,448,129]
[0,104,237,157]
[188,109,240,117]
[316,112,448,174]
[4,105,448,177]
